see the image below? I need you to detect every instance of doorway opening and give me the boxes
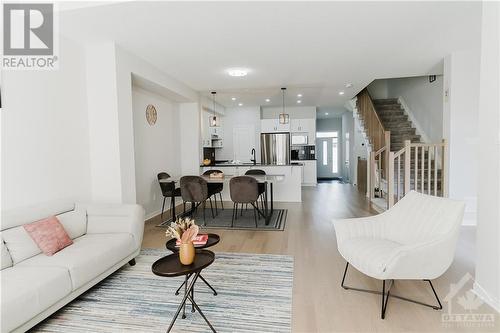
[316,131,341,180]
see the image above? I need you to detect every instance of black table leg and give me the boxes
[166,271,216,333]
[182,274,188,319]
[199,274,218,295]
[264,182,274,225]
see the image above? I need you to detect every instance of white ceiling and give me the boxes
[59,1,481,108]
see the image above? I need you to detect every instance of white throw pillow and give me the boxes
[57,208,87,239]
[1,227,41,265]
[1,236,13,269]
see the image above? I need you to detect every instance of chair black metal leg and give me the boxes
[253,203,258,227]
[231,203,235,227]
[161,197,166,219]
[340,262,442,319]
[219,192,224,210]
[202,201,206,225]
[183,201,186,213]
[169,196,174,219]
[209,197,215,218]
[426,279,443,310]
[241,203,244,216]
[214,194,218,215]
[175,279,186,295]
[234,203,238,220]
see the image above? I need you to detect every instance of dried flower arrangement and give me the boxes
[165,217,199,244]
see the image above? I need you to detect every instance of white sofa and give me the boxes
[0,202,145,332]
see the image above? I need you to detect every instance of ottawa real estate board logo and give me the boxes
[2,3,59,70]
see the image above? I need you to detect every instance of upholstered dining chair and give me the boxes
[202,169,224,214]
[157,172,182,220]
[333,191,465,319]
[229,176,260,228]
[180,176,214,225]
[245,169,266,211]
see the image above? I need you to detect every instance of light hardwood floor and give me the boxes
[142,181,499,332]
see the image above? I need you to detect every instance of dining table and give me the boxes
[158,174,285,226]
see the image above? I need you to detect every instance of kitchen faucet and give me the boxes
[251,148,256,165]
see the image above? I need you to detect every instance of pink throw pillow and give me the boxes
[24,216,73,256]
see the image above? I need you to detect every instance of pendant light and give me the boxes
[209,91,218,127]
[279,87,289,124]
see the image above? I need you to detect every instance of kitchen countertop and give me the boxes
[200,162,303,167]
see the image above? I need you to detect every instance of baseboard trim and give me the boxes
[473,281,500,314]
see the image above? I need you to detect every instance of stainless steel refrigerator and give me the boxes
[260,133,290,165]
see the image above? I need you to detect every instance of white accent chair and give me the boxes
[1,202,145,332]
[333,191,465,319]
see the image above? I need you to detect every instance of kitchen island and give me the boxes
[200,163,302,202]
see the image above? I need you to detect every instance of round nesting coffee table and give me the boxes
[152,250,216,333]
[166,233,220,296]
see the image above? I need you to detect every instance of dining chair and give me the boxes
[202,169,224,214]
[229,176,259,228]
[180,176,214,225]
[245,169,266,212]
[157,172,182,220]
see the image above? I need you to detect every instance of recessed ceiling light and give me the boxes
[297,94,302,98]
[265,98,270,102]
[227,68,249,77]
[297,100,302,104]
[238,103,243,106]
[339,91,345,95]
[231,97,236,101]
[325,112,329,115]
[345,83,353,88]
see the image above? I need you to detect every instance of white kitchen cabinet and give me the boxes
[301,160,317,186]
[261,119,290,133]
[290,118,316,144]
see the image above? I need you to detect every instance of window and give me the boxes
[317,131,338,138]
[332,137,338,173]
[322,141,328,166]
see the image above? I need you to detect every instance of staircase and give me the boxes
[354,90,448,209]
[372,99,421,151]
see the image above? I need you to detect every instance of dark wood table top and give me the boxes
[151,250,215,278]
[165,233,220,252]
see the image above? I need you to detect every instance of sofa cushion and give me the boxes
[338,237,404,278]
[1,237,13,270]
[0,266,72,333]
[57,207,87,239]
[18,233,135,290]
[1,226,41,264]
[24,216,73,256]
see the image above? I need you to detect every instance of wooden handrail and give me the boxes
[356,89,388,152]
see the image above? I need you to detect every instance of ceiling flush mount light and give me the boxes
[325,112,329,115]
[279,87,289,124]
[231,97,236,101]
[209,91,218,127]
[238,102,243,106]
[345,83,353,88]
[265,98,270,102]
[227,68,249,77]
[297,94,302,98]
[297,100,302,104]
[339,91,345,95]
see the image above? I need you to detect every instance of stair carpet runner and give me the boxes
[372,98,442,193]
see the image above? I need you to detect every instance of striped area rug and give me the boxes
[33,249,294,333]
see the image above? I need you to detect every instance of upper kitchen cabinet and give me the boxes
[261,119,290,133]
[290,118,316,144]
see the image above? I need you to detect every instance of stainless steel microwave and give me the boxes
[291,133,308,145]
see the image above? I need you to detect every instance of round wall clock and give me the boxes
[145,104,157,126]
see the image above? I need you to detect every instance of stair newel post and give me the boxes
[404,140,411,195]
[369,150,376,200]
[388,151,395,208]
[441,139,448,197]
[384,131,391,179]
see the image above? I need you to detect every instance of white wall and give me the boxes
[367,79,389,99]
[387,76,444,143]
[342,112,355,183]
[179,103,201,175]
[217,107,261,162]
[1,37,91,210]
[474,0,500,312]
[131,87,180,218]
[261,106,316,119]
[443,49,481,225]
